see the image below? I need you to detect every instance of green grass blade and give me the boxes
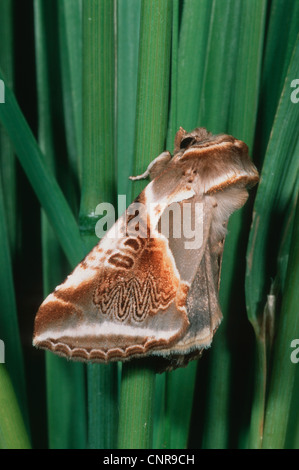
[118,361,156,449]
[80,0,116,237]
[204,0,266,448]
[164,362,198,449]
[117,0,141,200]
[0,166,28,428]
[0,0,29,425]
[258,0,299,156]
[129,0,172,187]
[0,0,13,87]
[87,363,118,449]
[0,69,84,267]
[198,0,242,132]
[246,34,299,448]
[166,0,179,148]
[285,348,299,448]
[246,32,299,356]
[58,0,83,182]
[177,0,212,131]
[118,0,172,449]
[45,353,87,449]
[0,0,17,254]
[80,0,118,449]
[34,0,87,449]
[262,195,299,448]
[0,365,31,449]
[228,0,266,145]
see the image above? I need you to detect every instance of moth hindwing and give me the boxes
[33,127,259,372]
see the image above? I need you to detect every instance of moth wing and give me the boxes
[156,184,252,370]
[162,238,223,369]
[33,205,190,363]
[155,195,222,367]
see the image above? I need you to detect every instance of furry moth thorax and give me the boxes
[33,127,259,372]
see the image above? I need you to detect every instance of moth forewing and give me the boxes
[156,195,220,359]
[33,127,259,371]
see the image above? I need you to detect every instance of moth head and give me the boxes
[172,128,259,195]
[174,127,213,153]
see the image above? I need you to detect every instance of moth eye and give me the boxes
[180,136,196,149]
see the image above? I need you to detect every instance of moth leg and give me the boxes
[129,151,172,181]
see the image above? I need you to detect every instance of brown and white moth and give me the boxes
[33,127,259,371]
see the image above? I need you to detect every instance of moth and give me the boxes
[33,127,259,371]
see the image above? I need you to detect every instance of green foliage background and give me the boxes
[0,0,298,449]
